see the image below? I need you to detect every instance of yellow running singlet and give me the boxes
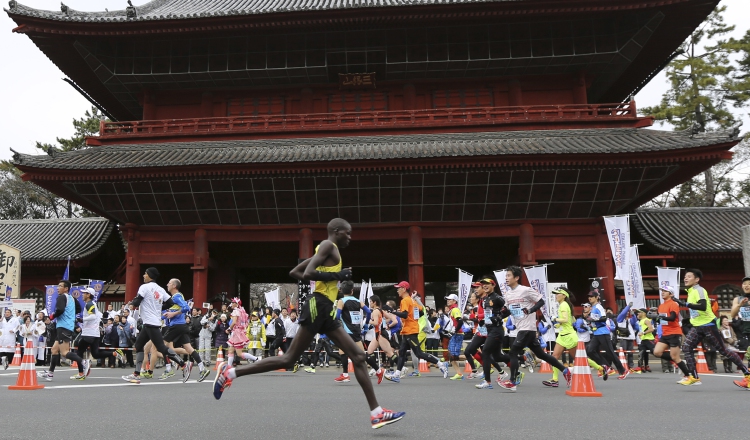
[314,243,341,303]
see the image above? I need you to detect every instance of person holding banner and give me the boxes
[542,287,579,388]
[585,290,628,380]
[39,280,87,381]
[498,267,570,391]
[212,218,405,429]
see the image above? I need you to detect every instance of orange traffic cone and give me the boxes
[566,340,601,397]
[464,358,474,373]
[214,347,224,371]
[8,340,44,390]
[419,358,430,373]
[540,353,552,373]
[696,347,713,375]
[276,348,286,372]
[618,347,627,369]
[10,343,22,366]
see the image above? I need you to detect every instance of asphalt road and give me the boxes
[0,362,745,439]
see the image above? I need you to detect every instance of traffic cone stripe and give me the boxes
[8,340,44,390]
[565,340,602,398]
[696,347,713,375]
[10,343,22,366]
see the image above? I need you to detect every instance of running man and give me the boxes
[334,281,379,383]
[122,268,186,384]
[212,218,404,429]
[672,269,750,386]
[389,282,450,382]
[475,278,511,389]
[73,287,116,380]
[585,290,628,380]
[498,266,570,391]
[39,280,86,381]
[542,287,580,388]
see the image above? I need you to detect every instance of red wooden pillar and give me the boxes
[192,228,208,306]
[519,223,536,286]
[123,224,140,302]
[407,226,425,301]
[596,227,616,312]
[299,228,313,259]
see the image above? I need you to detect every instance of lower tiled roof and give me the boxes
[0,217,115,261]
[634,207,750,253]
[11,128,737,171]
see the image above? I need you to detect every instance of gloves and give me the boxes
[646,308,659,321]
[506,322,516,331]
[674,298,687,307]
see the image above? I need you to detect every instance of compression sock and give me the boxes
[227,355,234,366]
[676,361,690,376]
[135,352,144,375]
[49,354,60,373]
[241,353,258,362]
[552,367,560,382]
[587,358,601,370]
[341,354,349,374]
[65,352,84,373]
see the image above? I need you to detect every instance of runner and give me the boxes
[475,278,511,390]
[542,287,579,388]
[585,290,628,380]
[364,295,396,384]
[497,266,570,391]
[73,287,115,380]
[444,293,466,380]
[39,280,85,381]
[729,276,750,367]
[212,218,404,429]
[464,290,485,379]
[635,308,655,373]
[388,282,450,383]
[334,281,379,383]
[122,268,186,384]
[672,269,750,387]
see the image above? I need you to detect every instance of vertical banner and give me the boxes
[603,215,630,280]
[623,246,646,309]
[457,269,474,313]
[264,288,280,311]
[70,286,85,319]
[45,285,58,317]
[359,280,369,304]
[546,282,568,320]
[62,255,71,281]
[523,265,554,328]
[88,280,106,303]
[657,267,681,303]
[367,279,374,302]
[0,243,21,301]
[493,270,511,295]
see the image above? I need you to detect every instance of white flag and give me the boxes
[657,267,681,303]
[604,215,630,280]
[523,265,554,328]
[457,269,474,314]
[547,282,568,320]
[264,288,280,310]
[359,280,369,304]
[493,270,511,295]
[367,279,374,302]
[622,246,646,309]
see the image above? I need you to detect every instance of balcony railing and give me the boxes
[99,101,638,139]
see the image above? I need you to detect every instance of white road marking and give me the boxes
[44,380,205,389]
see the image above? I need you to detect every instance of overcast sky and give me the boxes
[1,0,748,162]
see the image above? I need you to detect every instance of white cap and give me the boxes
[659,285,675,295]
[445,294,459,301]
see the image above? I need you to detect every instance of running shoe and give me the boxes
[468,371,482,379]
[437,361,449,379]
[83,359,91,377]
[497,380,517,391]
[376,368,385,385]
[563,368,572,387]
[3,357,8,370]
[38,370,53,381]
[304,367,316,374]
[542,380,559,388]
[496,371,510,383]
[408,372,421,377]
[678,375,701,386]
[182,361,193,383]
[141,371,154,379]
[385,372,400,383]
[115,349,125,364]
[643,365,652,373]
[450,374,463,381]
[368,368,376,377]
[475,381,493,390]
[159,370,176,380]
[70,373,86,380]
[212,362,232,400]
[292,363,299,373]
[733,375,750,389]
[401,367,408,376]
[371,408,405,429]
[513,372,525,385]
[334,374,351,383]
[122,374,141,384]
[601,366,609,381]
[197,368,211,383]
[618,369,630,380]
[630,367,642,374]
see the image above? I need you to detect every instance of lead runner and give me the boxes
[212,218,405,429]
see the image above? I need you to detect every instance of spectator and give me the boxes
[246,312,266,360]
[18,315,36,347]
[616,303,637,370]
[270,309,286,356]
[284,310,300,353]
[425,309,440,358]
[720,315,739,373]
[214,313,230,353]
[265,309,279,357]
[44,317,55,366]
[100,318,119,368]
[117,315,136,368]
[189,308,203,350]
[200,309,218,365]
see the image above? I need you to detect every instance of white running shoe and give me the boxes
[83,359,91,377]
[438,362,449,379]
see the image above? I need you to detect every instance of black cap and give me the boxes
[587,290,600,297]
[742,276,750,283]
[145,267,160,281]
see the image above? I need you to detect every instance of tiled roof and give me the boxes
[0,217,115,261]
[634,207,750,253]
[11,128,737,171]
[6,0,515,22]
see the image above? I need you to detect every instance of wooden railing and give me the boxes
[100,101,637,138]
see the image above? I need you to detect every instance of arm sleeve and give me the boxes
[661,311,678,322]
[617,304,631,323]
[54,296,67,317]
[74,299,82,315]
[362,305,372,323]
[335,309,342,321]
[161,298,176,310]
[557,308,569,324]
[527,298,545,314]
[392,310,408,319]
[131,295,144,308]
[687,299,707,311]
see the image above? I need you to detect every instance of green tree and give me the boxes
[0,106,104,219]
[641,6,749,208]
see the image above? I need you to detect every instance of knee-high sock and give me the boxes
[135,352,145,374]
[241,352,258,362]
[65,351,84,373]
[587,358,601,370]
[50,354,60,373]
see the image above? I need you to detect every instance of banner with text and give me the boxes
[493,270,511,295]
[45,285,58,317]
[359,280,369,304]
[523,265,554,328]
[623,246,646,309]
[457,269,474,313]
[547,282,568,319]
[604,215,630,280]
[657,267,681,303]
[264,288,280,311]
[0,243,21,302]
[89,280,106,303]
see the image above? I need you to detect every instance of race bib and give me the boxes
[251,327,259,336]
[689,309,699,319]
[350,311,362,325]
[484,309,494,326]
[413,307,419,320]
[722,329,731,339]
[739,307,750,321]
[509,304,523,318]
[477,326,488,337]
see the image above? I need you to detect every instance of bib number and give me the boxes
[350,311,362,325]
[484,309,494,326]
[509,304,523,318]
[477,326,488,337]
[739,307,750,321]
[413,307,419,320]
[689,309,700,319]
[722,329,731,339]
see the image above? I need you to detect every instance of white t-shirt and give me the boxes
[285,319,300,338]
[137,282,171,326]
[503,284,542,332]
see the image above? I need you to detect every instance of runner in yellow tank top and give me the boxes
[211,218,405,429]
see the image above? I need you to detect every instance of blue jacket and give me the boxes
[616,304,640,333]
[164,292,190,326]
[117,322,134,347]
[574,317,591,334]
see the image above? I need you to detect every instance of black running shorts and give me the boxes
[163,324,191,347]
[659,334,682,348]
[56,328,74,344]
[299,293,341,335]
[511,330,541,349]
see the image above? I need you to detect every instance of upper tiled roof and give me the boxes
[0,217,115,261]
[11,128,737,171]
[634,207,750,253]
[6,0,517,22]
